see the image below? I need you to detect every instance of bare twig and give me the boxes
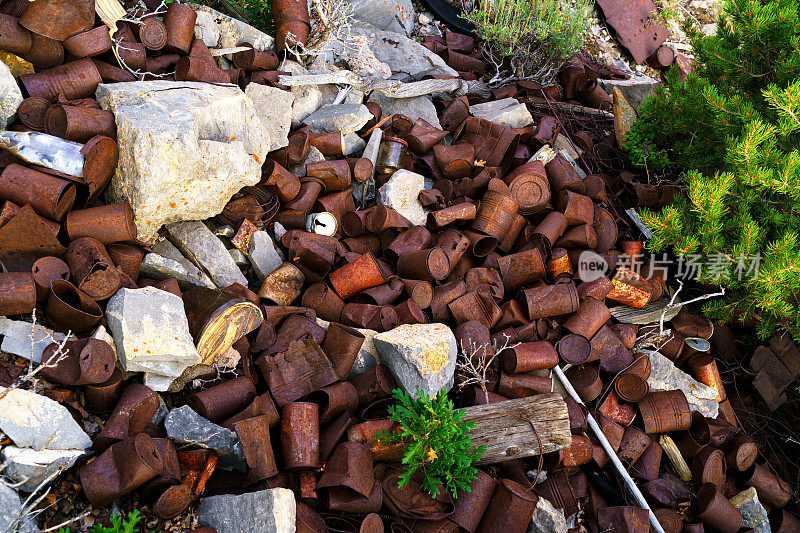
[457,334,521,403]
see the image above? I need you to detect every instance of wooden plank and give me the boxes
[460,393,571,465]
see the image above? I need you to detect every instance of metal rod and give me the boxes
[552,365,665,533]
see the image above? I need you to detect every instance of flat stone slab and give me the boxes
[0,388,92,451]
[198,487,295,533]
[1,447,84,492]
[303,104,373,134]
[165,220,248,288]
[647,350,719,419]
[378,169,427,226]
[470,98,534,129]
[165,406,245,469]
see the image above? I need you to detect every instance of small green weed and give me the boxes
[57,510,155,533]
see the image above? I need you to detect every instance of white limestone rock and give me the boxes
[164,220,248,288]
[647,350,719,419]
[378,169,426,226]
[470,98,534,129]
[1,447,84,492]
[0,61,23,129]
[245,83,293,152]
[197,488,296,533]
[303,104,373,134]
[97,81,270,242]
[0,388,92,451]
[190,3,275,50]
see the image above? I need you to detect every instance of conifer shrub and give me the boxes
[627,0,800,340]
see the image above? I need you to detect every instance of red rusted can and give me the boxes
[307,381,359,425]
[433,143,475,179]
[450,469,495,533]
[108,244,144,282]
[273,0,311,51]
[638,390,691,434]
[523,281,579,320]
[329,251,386,300]
[563,297,611,339]
[65,237,121,301]
[449,291,502,329]
[617,425,651,465]
[80,433,163,507]
[20,58,102,101]
[598,390,636,427]
[281,402,320,470]
[0,13,31,55]
[769,509,800,532]
[186,376,256,423]
[556,333,592,365]
[0,272,36,317]
[566,364,603,402]
[592,325,635,374]
[350,365,396,405]
[498,372,552,398]
[407,118,448,155]
[175,56,230,83]
[63,26,112,58]
[317,441,374,497]
[532,211,568,247]
[221,392,280,430]
[84,368,124,414]
[31,256,70,303]
[65,203,136,244]
[692,445,725,490]
[45,104,116,144]
[46,280,102,333]
[472,190,519,241]
[743,463,792,508]
[23,33,64,70]
[234,415,278,481]
[724,435,757,472]
[365,206,412,233]
[477,479,538,533]
[545,155,584,194]
[307,160,352,192]
[261,159,301,203]
[40,337,115,386]
[233,43,279,71]
[0,164,76,221]
[596,507,650,533]
[503,160,551,215]
[501,341,558,373]
[695,483,743,533]
[17,97,50,131]
[163,2,196,54]
[397,248,451,282]
[136,17,168,50]
[95,383,160,451]
[302,283,345,323]
[284,177,326,215]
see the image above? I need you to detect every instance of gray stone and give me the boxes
[97,81,270,242]
[342,133,366,155]
[140,253,214,289]
[197,488,295,533]
[282,61,324,126]
[0,318,67,364]
[303,104,373,134]
[151,237,215,287]
[599,75,658,110]
[373,323,457,397]
[105,287,201,390]
[1,447,84,492]
[345,0,415,35]
[318,85,365,107]
[368,92,441,129]
[353,26,457,77]
[647,350,719,419]
[731,487,770,533]
[289,146,326,178]
[378,169,426,226]
[190,4,275,50]
[165,220,248,288]
[249,230,283,280]
[245,83,293,152]
[165,406,246,469]
[0,388,92,451]
[470,98,534,129]
[0,482,36,532]
[229,248,248,266]
[528,496,568,533]
[0,61,22,129]
[363,128,382,168]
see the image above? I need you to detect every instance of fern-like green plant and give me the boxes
[375,388,485,499]
[57,510,155,533]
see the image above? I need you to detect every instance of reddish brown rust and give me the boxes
[187,376,257,423]
[638,390,692,434]
[0,164,77,222]
[65,237,122,301]
[41,337,115,386]
[46,280,103,334]
[235,415,278,481]
[0,272,36,317]
[281,402,320,470]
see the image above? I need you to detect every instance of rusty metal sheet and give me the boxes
[0,204,65,270]
[596,0,669,64]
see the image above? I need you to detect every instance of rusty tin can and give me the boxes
[163,2,197,53]
[95,383,160,451]
[472,190,519,241]
[281,402,320,470]
[187,376,256,423]
[523,281,579,320]
[566,364,603,402]
[695,483,743,533]
[477,479,538,533]
[63,25,112,57]
[234,415,278,481]
[20,58,102,101]
[31,256,70,302]
[563,297,611,339]
[501,341,558,373]
[0,163,76,221]
[0,272,36,317]
[40,337,115,386]
[65,203,136,244]
[65,237,121,301]
[329,251,387,300]
[638,390,691,434]
[46,280,102,333]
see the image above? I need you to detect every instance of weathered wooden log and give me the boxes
[460,392,571,465]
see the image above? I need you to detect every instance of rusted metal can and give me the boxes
[592,325,635,374]
[284,177,326,215]
[258,262,305,306]
[65,203,136,244]
[328,481,384,514]
[638,390,691,434]
[32,256,70,303]
[23,32,64,70]
[472,190,519,241]
[385,226,434,262]
[769,509,800,532]
[598,390,637,427]
[281,402,320,470]
[108,244,144,282]
[498,372,552,398]
[80,433,163,507]
[397,248,451,282]
[46,280,102,333]
[329,251,387,300]
[724,435,757,472]
[556,333,592,365]
[617,425,651,465]
[317,441,374,498]
[41,337,115,386]
[175,56,230,84]
[84,367,123,414]
[688,354,726,403]
[695,483,743,533]
[95,383,160,451]
[307,160,352,192]
[523,281,579,320]
[606,268,652,308]
[596,507,650,533]
[307,381,359,425]
[450,469,495,533]
[322,322,366,380]
[163,2,197,54]
[0,13,31,55]
[449,291,502,329]
[532,211,568,248]
[497,247,546,293]
[563,297,611,339]
[566,364,603,402]
[350,365,396,405]
[365,206,412,233]
[427,203,477,230]
[273,0,311,51]
[430,280,467,322]
[186,376,256,423]
[63,26,112,58]
[0,272,36,317]
[407,118,449,155]
[0,164,76,221]
[547,248,573,280]
[501,341,558,373]
[743,463,792,508]
[261,159,301,202]
[65,237,121,301]
[555,224,598,248]
[233,43,279,71]
[503,160,551,215]
[137,17,168,50]
[630,439,662,481]
[615,360,651,403]
[302,283,345,323]
[20,58,102,101]
[691,445,726,490]
[17,97,50,131]
[234,415,278,481]
[477,478,538,533]
[45,104,116,144]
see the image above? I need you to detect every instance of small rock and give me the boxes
[528,496,568,533]
[151,237,215,287]
[105,287,201,390]
[599,75,657,111]
[0,388,92,451]
[229,248,248,266]
[647,350,719,418]
[303,104,373,134]
[190,4,274,50]
[0,482,36,532]
[353,26,457,77]
[289,146,326,178]
[249,230,284,281]
[363,128,383,169]
[140,253,214,289]
[165,220,248,288]
[419,13,432,24]
[0,60,22,129]
[369,92,441,129]
[378,169,427,226]
[731,487,769,533]
[1,447,84,492]
[345,0,415,35]
[197,488,295,533]
[470,98,534,129]
[164,406,246,469]
[245,83,293,152]
[613,87,637,149]
[373,323,457,397]
[97,81,269,242]
[0,317,66,364]
[291,84,323,126]
[343,132,366,155]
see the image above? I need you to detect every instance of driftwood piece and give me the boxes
[460,392,571,465]
[278,71,491,99]
[526,97,614,119]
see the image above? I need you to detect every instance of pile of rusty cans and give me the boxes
[0,1,795,530]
